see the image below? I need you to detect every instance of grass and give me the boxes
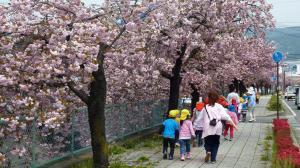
[70,158,93,168]
[261,155,269,161]
[261,127,272,162]
[70,135,160,168]
[267,95,283,111]
[120,134,161,150]
[109,145,127,155]
[265,134,273,141]
[70,158,153,168]
[136,156,150,163]
[109,160,132,168]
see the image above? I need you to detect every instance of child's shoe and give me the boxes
[163,153,167,159]
[204,152,211,163]
[169,155,173,160]
[229,137,233,141]
[180,154,185,161]
[187,152,191,159]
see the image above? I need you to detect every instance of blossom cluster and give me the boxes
[273,119,300,167]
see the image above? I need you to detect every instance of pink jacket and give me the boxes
[226,111,238,125]
[179,120,195,139]
[199,103,232,138]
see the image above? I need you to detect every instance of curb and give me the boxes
[281,99,300,147]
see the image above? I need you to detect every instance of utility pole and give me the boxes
[277,62,279,119]
[283,68,285,92]
[272,51,283,119]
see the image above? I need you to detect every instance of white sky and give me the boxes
[1,0,300,28]
[266,0,300,27]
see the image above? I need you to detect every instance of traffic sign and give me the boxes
[272,51,283,63]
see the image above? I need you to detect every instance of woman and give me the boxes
[199,90,238,164]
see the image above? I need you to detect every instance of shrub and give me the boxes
[272,119,300,168]
[267,95,283,111]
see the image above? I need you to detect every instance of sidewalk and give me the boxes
[118,96,274,168]
[154,122,269,168]
[41,96,274,168]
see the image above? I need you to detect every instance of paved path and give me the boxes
[42,96,275,168]
[150,96,273,168]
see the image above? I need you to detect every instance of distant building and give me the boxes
[280,60,300,87]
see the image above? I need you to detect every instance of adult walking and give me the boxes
[247,88,256,122]
[199,90,238,163]
[227,86,240,105]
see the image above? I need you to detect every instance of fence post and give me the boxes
[71,111,75,157]
[31,111,37,168]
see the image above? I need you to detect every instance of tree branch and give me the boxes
[79,13,105,22]
[108,27,126,48]
[39,1,76,16]
[67,82,89,104]
[160,70,172,80]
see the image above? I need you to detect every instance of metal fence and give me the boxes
[0,99,168,168]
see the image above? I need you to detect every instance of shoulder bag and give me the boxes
[204,105,218,127]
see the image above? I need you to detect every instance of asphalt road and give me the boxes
[284,98,300,122]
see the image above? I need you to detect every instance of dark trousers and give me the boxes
[204,135,220,162]
[163,137,175,157]
[195,130,203,147]
[242,110,247,121]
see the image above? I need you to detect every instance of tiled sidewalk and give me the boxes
[152,96,273,168]
[43,96,274,168]
[153,122,269,168]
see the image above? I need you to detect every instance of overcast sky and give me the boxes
[1,0,300,28]
[266,0,300,27]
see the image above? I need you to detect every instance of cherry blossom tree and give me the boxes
[0,0,170,167]
[146,0,275,109]
[0,0,276,167]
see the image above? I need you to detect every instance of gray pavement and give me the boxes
[122,96,274,168]
[281,98,300,146]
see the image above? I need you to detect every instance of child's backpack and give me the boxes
[231,99,238,113]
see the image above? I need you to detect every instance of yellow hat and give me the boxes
[180,109,190,120]
[240,97,245,103]
[169,110,180,118]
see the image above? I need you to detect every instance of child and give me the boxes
[179,109,195,161]
[238,97,244,122]
[192,102,205,147]
[241,96,248,122]
[231,99,240,121]
[223,105,238,141]
[161,110,180,160]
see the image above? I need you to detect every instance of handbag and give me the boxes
[204,105,218,126]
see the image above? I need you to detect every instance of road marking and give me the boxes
[282,100,297,116]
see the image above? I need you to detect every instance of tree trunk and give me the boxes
[87,65,109,168]
[167,43,187,112]
[190,84,199,117]
[168,72,182,111]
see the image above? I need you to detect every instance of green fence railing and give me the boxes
[0,99,168,168]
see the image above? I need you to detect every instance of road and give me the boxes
[283,98,300,121]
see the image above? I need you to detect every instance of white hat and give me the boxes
[247,90,255,95]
